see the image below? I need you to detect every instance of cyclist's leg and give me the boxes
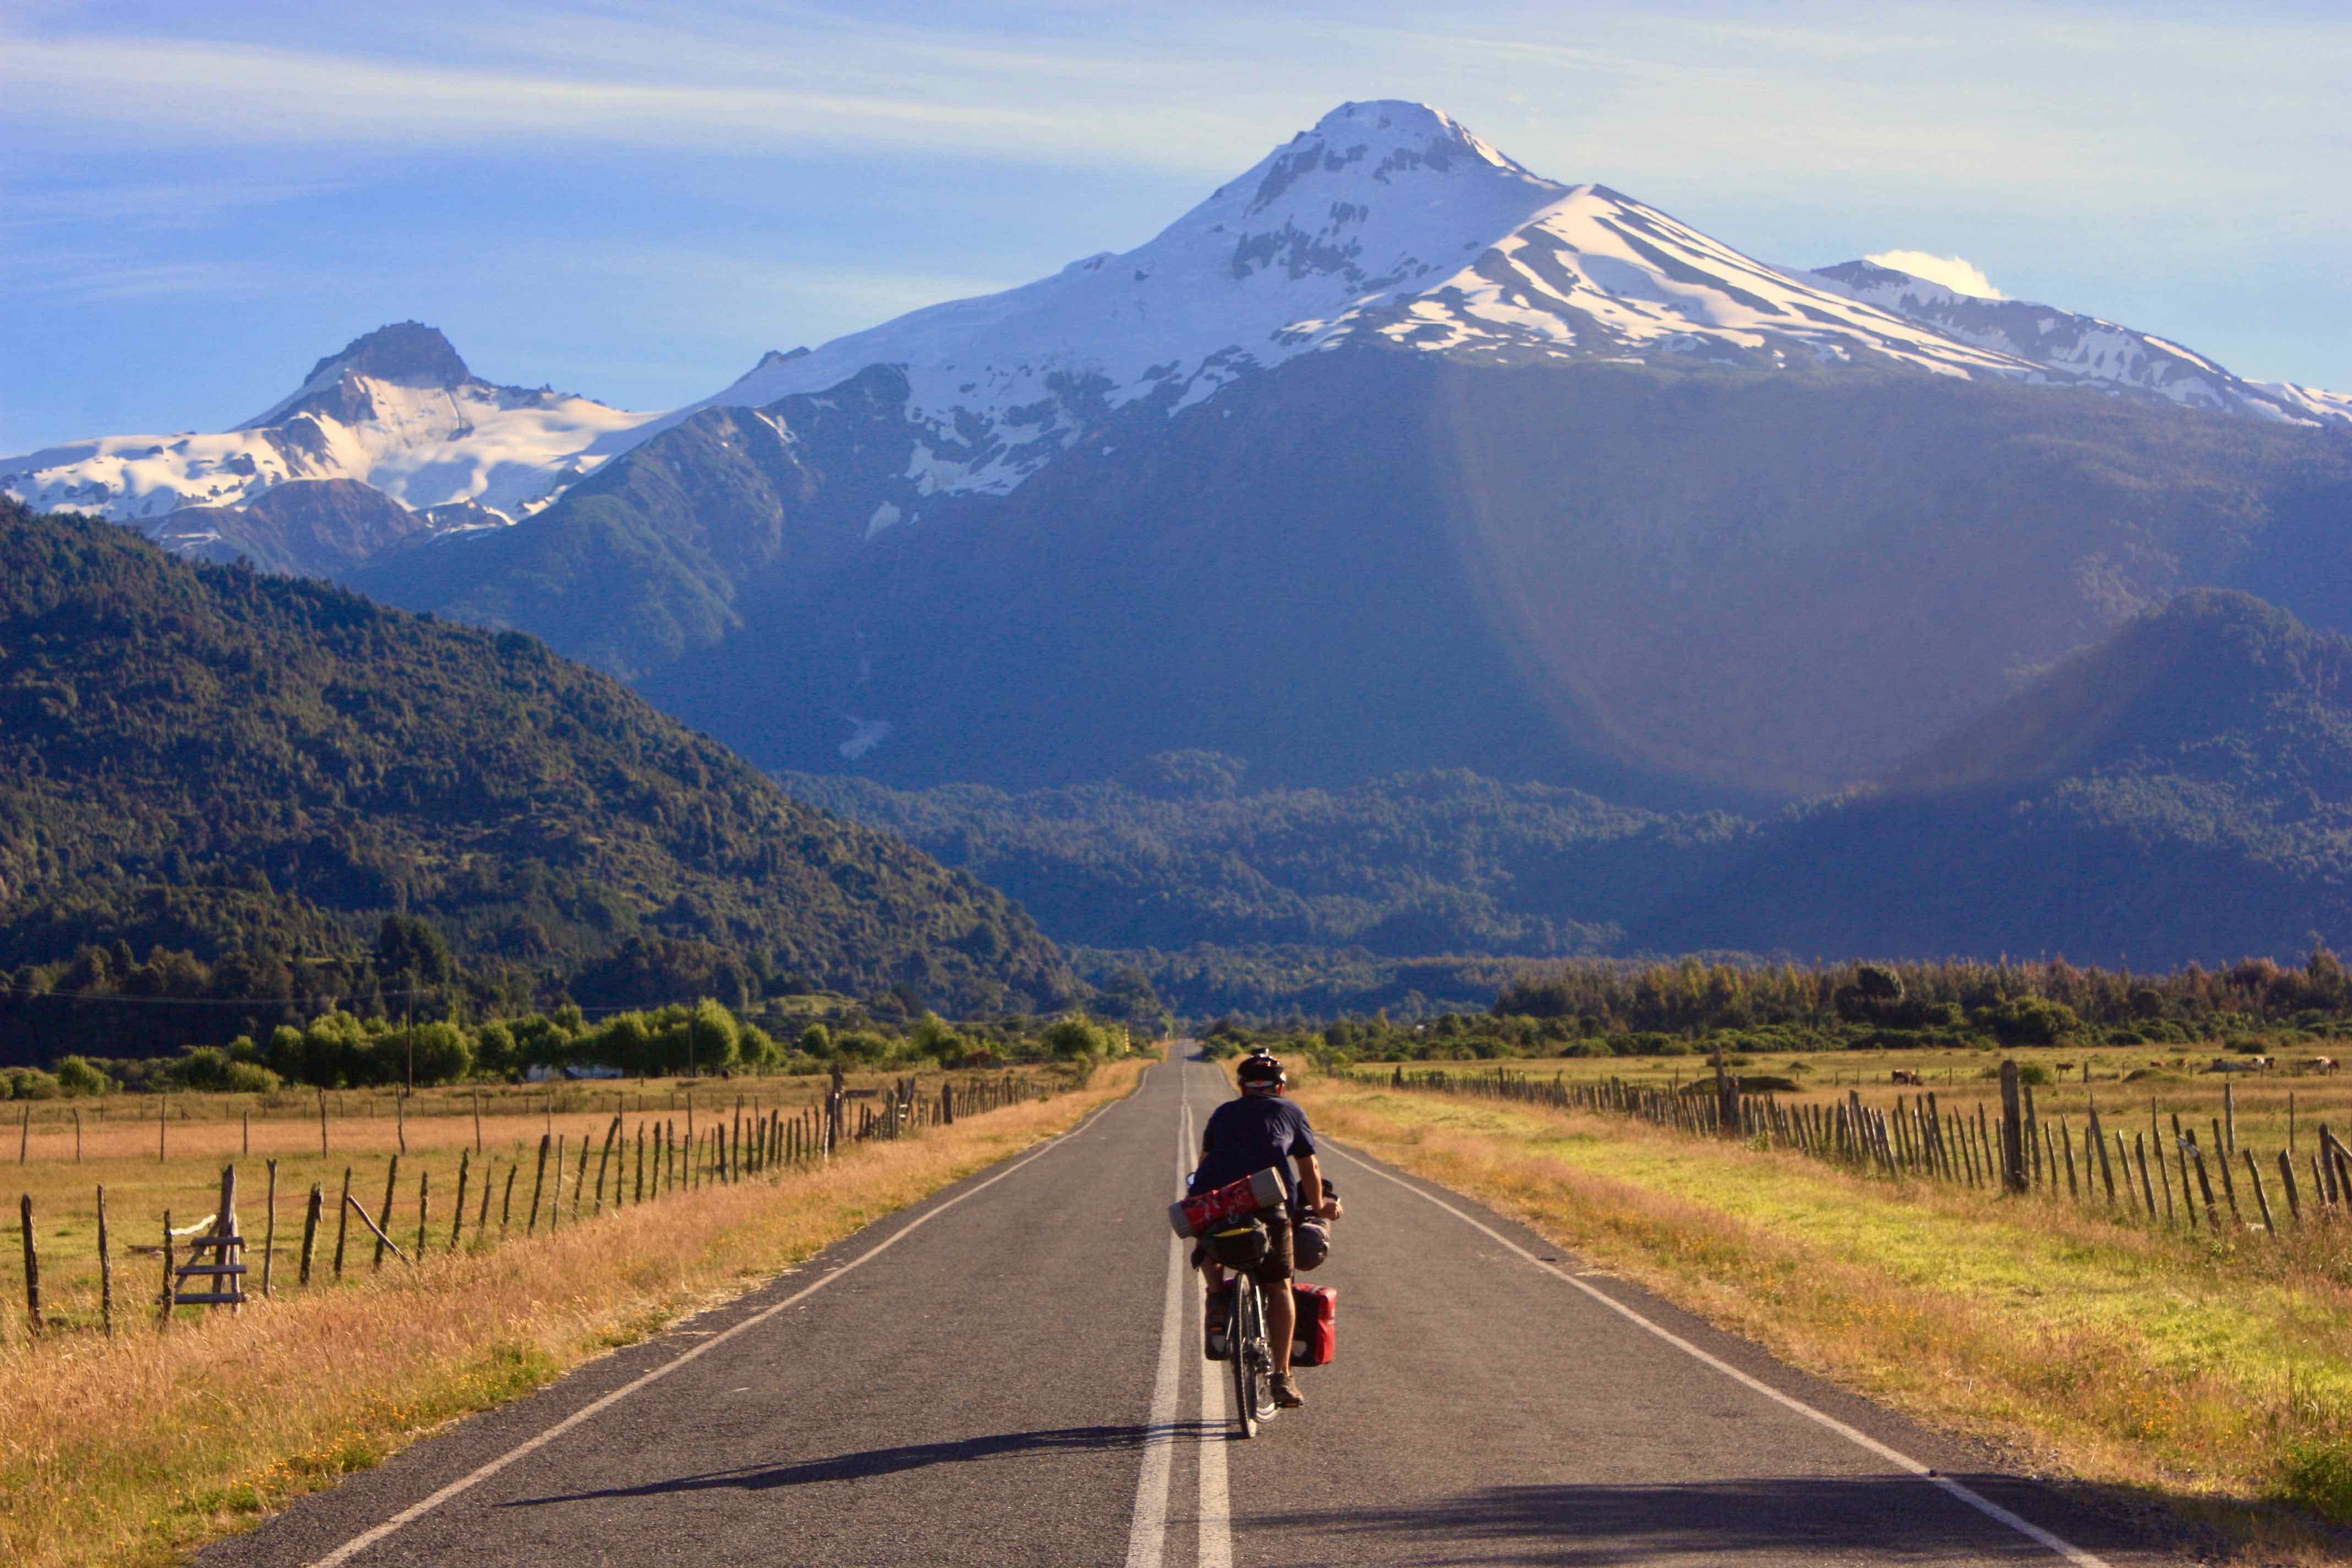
[1254,1213,1297,1372]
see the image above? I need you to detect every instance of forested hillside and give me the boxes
[0,500,1073,1064]
[794,592,2352,1006]
[785,757,1741,956]
[1653,590,2352,965]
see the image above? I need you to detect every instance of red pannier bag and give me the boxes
[1290,1283,1337,1367]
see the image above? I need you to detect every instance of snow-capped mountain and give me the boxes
[674,102,2051,500]
[0,322,655,524]
[6,101,2346,548]
[1807,259,2348,426]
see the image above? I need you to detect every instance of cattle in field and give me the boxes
[1891,1069,1923,1086]
[2304,1056,2340,1074]
[2207,1057,2273,1073]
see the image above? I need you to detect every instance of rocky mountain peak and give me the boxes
[300,321,472,390]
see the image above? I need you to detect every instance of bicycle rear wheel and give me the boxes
[1229,1277,1261,1439]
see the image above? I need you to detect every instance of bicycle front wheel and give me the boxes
[1229,1277,1261,1439]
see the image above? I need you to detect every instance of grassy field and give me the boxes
[1374,1042,2352,1178]
[2,1067,1066,1340]
[1298,1060,2352,1566]
[0,1057,1146,1568]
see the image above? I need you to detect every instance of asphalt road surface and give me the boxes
[200,1057,2191,1567]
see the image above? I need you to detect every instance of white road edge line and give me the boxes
[1191,1075,1234,1567]
[1322,1141,2116,1568]
[304,1091,1134,1568]
[1197,1241,1233,1565]
[1123,1093,1192,1568]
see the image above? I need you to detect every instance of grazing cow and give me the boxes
[2304,1056,2340,1074]
[2208,1056,2275,1073]
[1891,1069,1923,1086]
[2054,1062,2075,1074]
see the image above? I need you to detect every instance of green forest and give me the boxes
[1201,949,2352,1068]
[1,994,1135,1100]
[0,500,1074,1066]
[797,591,2352,1014]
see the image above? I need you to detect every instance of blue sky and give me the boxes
[3,1,2345,454]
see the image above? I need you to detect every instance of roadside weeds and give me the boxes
[1300,1079,2352,1567]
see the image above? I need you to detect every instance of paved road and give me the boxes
[202,1057,2187,1566]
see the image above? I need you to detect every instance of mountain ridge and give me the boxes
[7,100,2343,548]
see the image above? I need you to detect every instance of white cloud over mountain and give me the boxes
[1864,251,2006,300]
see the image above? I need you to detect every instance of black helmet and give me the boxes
[1237,1050,1286,1088]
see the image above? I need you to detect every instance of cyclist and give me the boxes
[1193,1049,1342,1409]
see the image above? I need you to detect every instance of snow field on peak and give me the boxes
[1,374,657,522]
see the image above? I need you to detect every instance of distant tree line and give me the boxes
[3,998,1134,1098]
[1187,949,2352,1068]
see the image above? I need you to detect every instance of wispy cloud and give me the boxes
[6,255,281,303]
[0,32,1271,175]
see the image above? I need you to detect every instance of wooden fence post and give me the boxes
[1997,1061,2027,1194]
[473,1088,483,1154]
[2244,1148,2278,1234]
[396,1089,406,1156]
[19,1194,41,1337]
[2279,1150,2303,1223]
[415,1170,431,1257]
[262,1158,279,1299]
[570,1135,590,1220]
[158,1211,174,1329]
[594,1118,619,1216]
[300,1184,323,1286]
[451,1151,470,1250]
[373,1157,399,1270]
[97,1184,113,1335]
[501,1163,518,1238]
[318,1088,330,1155]
[527,1135,549,1234]
[332,1168,353,1279]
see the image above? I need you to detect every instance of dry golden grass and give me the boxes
[1299,1076,2352,1566]
[2,1067,1067,1330]
[0,1058,1145,1568]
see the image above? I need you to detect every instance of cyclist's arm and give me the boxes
[1295,1151,1337,1217]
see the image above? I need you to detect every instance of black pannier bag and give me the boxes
[1292,1178,1336,1271]
[1206,1217,1270,1271]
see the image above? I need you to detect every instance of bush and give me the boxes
[1975,997,2081,1046]
[1040,1014,1126,1061]
[52,1055,114,1096]
[4,1067,62,1099]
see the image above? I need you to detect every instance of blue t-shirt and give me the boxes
[1190,1093,1316,1200]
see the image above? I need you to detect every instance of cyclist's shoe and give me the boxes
[1204,1292,1231,1361]
[1270,1372,1305,1409]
